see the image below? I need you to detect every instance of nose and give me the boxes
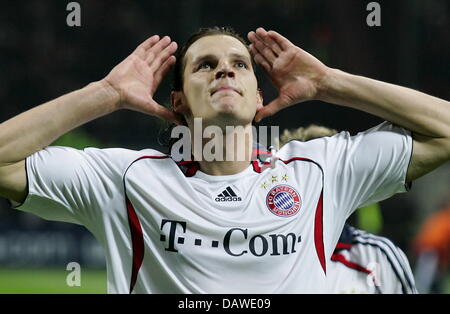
[215,63,235,80]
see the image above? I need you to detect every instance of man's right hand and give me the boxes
[103,35,183,125]
[0,35,183,203]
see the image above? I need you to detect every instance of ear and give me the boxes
[256,88,264,111]
[171,91,189,114]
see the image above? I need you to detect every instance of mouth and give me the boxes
[211,86,242,96]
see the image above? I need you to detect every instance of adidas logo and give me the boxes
[215,186,242,202]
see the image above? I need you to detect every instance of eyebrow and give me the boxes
[191,53,251,67]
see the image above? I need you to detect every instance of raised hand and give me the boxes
[248,28,329,122]
[103,35,183,124]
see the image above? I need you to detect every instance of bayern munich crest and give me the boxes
[266,185,302,217]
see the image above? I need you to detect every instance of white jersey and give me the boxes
[15,122,412,293]
[328,225,417,294]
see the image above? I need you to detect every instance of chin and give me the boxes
[205,100,254,126]
[217,103,236,115]
[212,112,253,128]
[212,97,238,112]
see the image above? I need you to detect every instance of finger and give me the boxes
[256,27,282,55]
[149,41,177,72]
[151,103,185,125]
[251,32,278,64]
[248,32,277,62]
[253,51,271,73]
[137,98,184,125]
[152,55,176,94]
[251,29,281,55]
[254,98,288,123]
[248,31,267,52]
[247,30,259,44]
[267,30,294,50]
[145,36,172,65]
[133,35,160,58]
[250,45,271,71]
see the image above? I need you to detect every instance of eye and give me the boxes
[198,62,212,70]
[235,61,248,69]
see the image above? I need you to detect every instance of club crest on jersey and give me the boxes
[266,185,301,217]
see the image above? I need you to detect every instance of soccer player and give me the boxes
[329,224,417,294]
[0,27,449,293]
[277,125,417,294]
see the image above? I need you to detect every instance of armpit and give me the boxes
[407,133,450,182]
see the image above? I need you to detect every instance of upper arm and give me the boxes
[0,160,27,204]
[406,133,450,183]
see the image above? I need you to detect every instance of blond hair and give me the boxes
[276,124,338,147]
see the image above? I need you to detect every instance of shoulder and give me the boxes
[82,146,165,159]
[38,145,164,160]
[279,122,410,156]
[82,147,172,174]
[279,122,411,175]
[344,226,406,266]
[277,129,351,168]
[35,146,170,178]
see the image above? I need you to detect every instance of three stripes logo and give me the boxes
[215,186,242,202]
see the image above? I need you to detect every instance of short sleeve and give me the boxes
[14,146,152,231]
[281,121,413,219]
[326,122,413,217]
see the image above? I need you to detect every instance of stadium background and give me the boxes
[0,0,448,293]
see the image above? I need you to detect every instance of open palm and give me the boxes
[248,28,329,122]
[103,35,183,124]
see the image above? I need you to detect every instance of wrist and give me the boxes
[315,68,347,103]
[95,79,122,111]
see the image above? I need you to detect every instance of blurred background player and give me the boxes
[277,125,417,293]
[413,202,450,293]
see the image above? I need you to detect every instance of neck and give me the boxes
[198,160,251,176]
[192,123,253,176]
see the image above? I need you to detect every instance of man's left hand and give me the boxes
[248,28,329,122]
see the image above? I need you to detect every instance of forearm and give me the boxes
[319,69,450,138]
[0,80,119,166]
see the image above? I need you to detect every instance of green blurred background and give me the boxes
[0,269,449,294]
[0,269,106,294]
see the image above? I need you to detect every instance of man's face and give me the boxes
[174,35,262,127]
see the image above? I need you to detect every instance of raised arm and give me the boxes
[248,27,450,182]
[0,35,180,203]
